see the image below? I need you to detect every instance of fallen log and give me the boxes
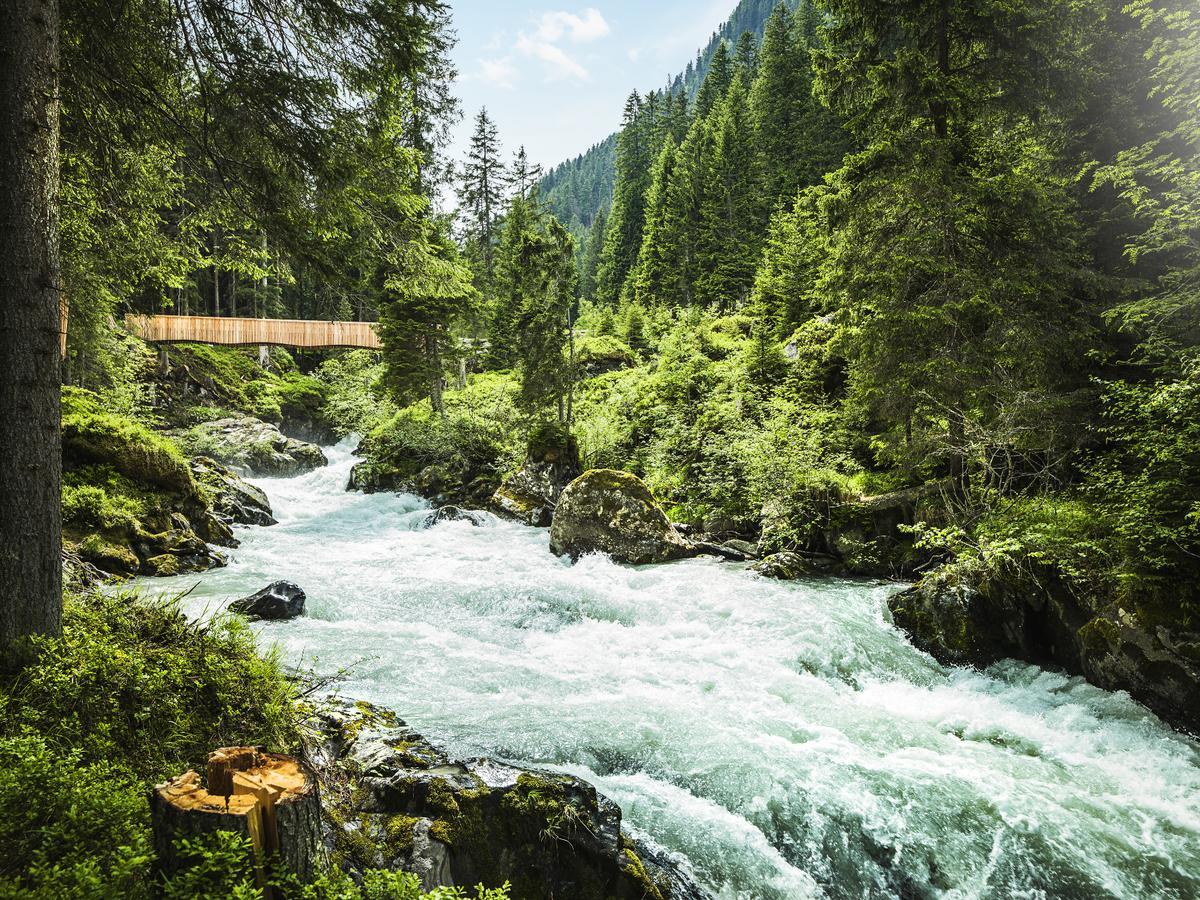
[151,747,321,892]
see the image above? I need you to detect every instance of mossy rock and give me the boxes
[178,416,327,477]
[549,469,695,565]
[314,700,709,899]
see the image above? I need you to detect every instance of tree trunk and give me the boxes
[151,747,322,893]
[427,333,445,417]
[0,0,62,648]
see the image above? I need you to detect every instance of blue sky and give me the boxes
[445,1,738,176]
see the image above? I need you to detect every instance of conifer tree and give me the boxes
[734,30,758,79]
[514,216,578,423]
[490,192,537,367]
[698,72,761,309]
[748,4,814,210]
[696,41,733,118]
[507,145,543,201]
[378,219,477,417]
[595,92,652,305]
[579,204,608,302]
[460,108,506,289]
[630,135,685,307]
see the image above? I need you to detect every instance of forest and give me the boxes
[1,0,1198,897]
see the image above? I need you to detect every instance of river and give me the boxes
[136,440,1200,899]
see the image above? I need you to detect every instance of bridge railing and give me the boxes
[124,314,381,350]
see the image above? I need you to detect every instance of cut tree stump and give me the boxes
[151,747,321,892]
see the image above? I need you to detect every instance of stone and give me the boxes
[421,506,491,528]
[180,417,327,477]
[888,559,1200,734]
[229,581,306,620]
[190,456,276,527]
[751,551,842,580]
[310,701,711,900]
[691,541,748,562]
[492,429,583,527]
[549,470,695,565]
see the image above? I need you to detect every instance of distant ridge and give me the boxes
[539,0,802,237]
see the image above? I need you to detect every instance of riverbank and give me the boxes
[133,442,1200,899]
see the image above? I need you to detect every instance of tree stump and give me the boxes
[151,747,322,891]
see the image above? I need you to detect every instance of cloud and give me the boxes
[532,8,610,43]
[516,33,589,82]
[513,8,608,83]
[479,56,519,90]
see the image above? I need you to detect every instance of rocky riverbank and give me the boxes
[310,700,708,899]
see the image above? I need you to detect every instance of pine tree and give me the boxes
[697,72,761,309]
[514,216,578,423]
[378,219,478,417]
[595,92,653,305]
[696,40,733,118]
[630,135,685,307]
[490,192,537,367]
[748,3,814,211]
[459,108,506,291]
[507,145,543,201]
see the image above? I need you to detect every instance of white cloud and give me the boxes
[479,56,519,90]
[533,8,610,43]
[512,8,608,83]
[516,33,589,82]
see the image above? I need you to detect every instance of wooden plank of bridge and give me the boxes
[125,314,381,350]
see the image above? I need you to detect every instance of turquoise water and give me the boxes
[137,441,1200,899]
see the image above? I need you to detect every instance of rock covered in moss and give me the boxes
[751,551,841,580]
[492,427,583,527]
[311,701,710,900]
[230,581,306,620]
[889,559,1200,733]
[62,389,234,579]
[190,456,276,527]
[549,470,694,565]
[180,417,327,477]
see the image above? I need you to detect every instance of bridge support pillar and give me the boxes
[156,347,170,378]
[258,345,270,369]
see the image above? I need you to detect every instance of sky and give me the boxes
[445,1,738,179]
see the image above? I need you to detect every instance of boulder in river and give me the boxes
[491,425,583,527]
[549,469,694,565]
[230,581,306,620]
[421,506,490,528]
[179,416,327,477]
[310,700,710,900]
[752,551,842,580]
[889,559,1200,734]
[190,456,276,527]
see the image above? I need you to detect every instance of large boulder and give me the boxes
[229,581,306,620]
[889,559,1200,733]
[492,427,583,527]
[179,417,326,477]
[190,456,276,527]
[311,701,710,900]
[549,470,694,565]
[751,551,842,580]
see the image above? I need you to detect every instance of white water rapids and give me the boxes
[136,440,1200,899]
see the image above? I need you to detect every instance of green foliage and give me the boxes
[314,351,397,436]
[0,591,301,897]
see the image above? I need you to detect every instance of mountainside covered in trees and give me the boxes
[539,0,803,237]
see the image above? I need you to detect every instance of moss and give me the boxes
[76,534,140,575]
[383,814,419,857]
[619,846,666,900]
[425,777,462,817]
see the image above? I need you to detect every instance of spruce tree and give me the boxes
[595,92,652,305]
[748,3,813,211]
[460,108,506,290]
[696,40,733,118]
[630,135,685,307]
[579,204,608,302]
[378,219,477,417]
[507,145,543,201]
[698,72,761,309]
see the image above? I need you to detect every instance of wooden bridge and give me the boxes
[124,314,381,350]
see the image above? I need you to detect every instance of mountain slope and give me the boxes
[539,0,802,235]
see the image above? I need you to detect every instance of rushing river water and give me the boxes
[137,440,1200,899]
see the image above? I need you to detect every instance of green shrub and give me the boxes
[62,481,144,530]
